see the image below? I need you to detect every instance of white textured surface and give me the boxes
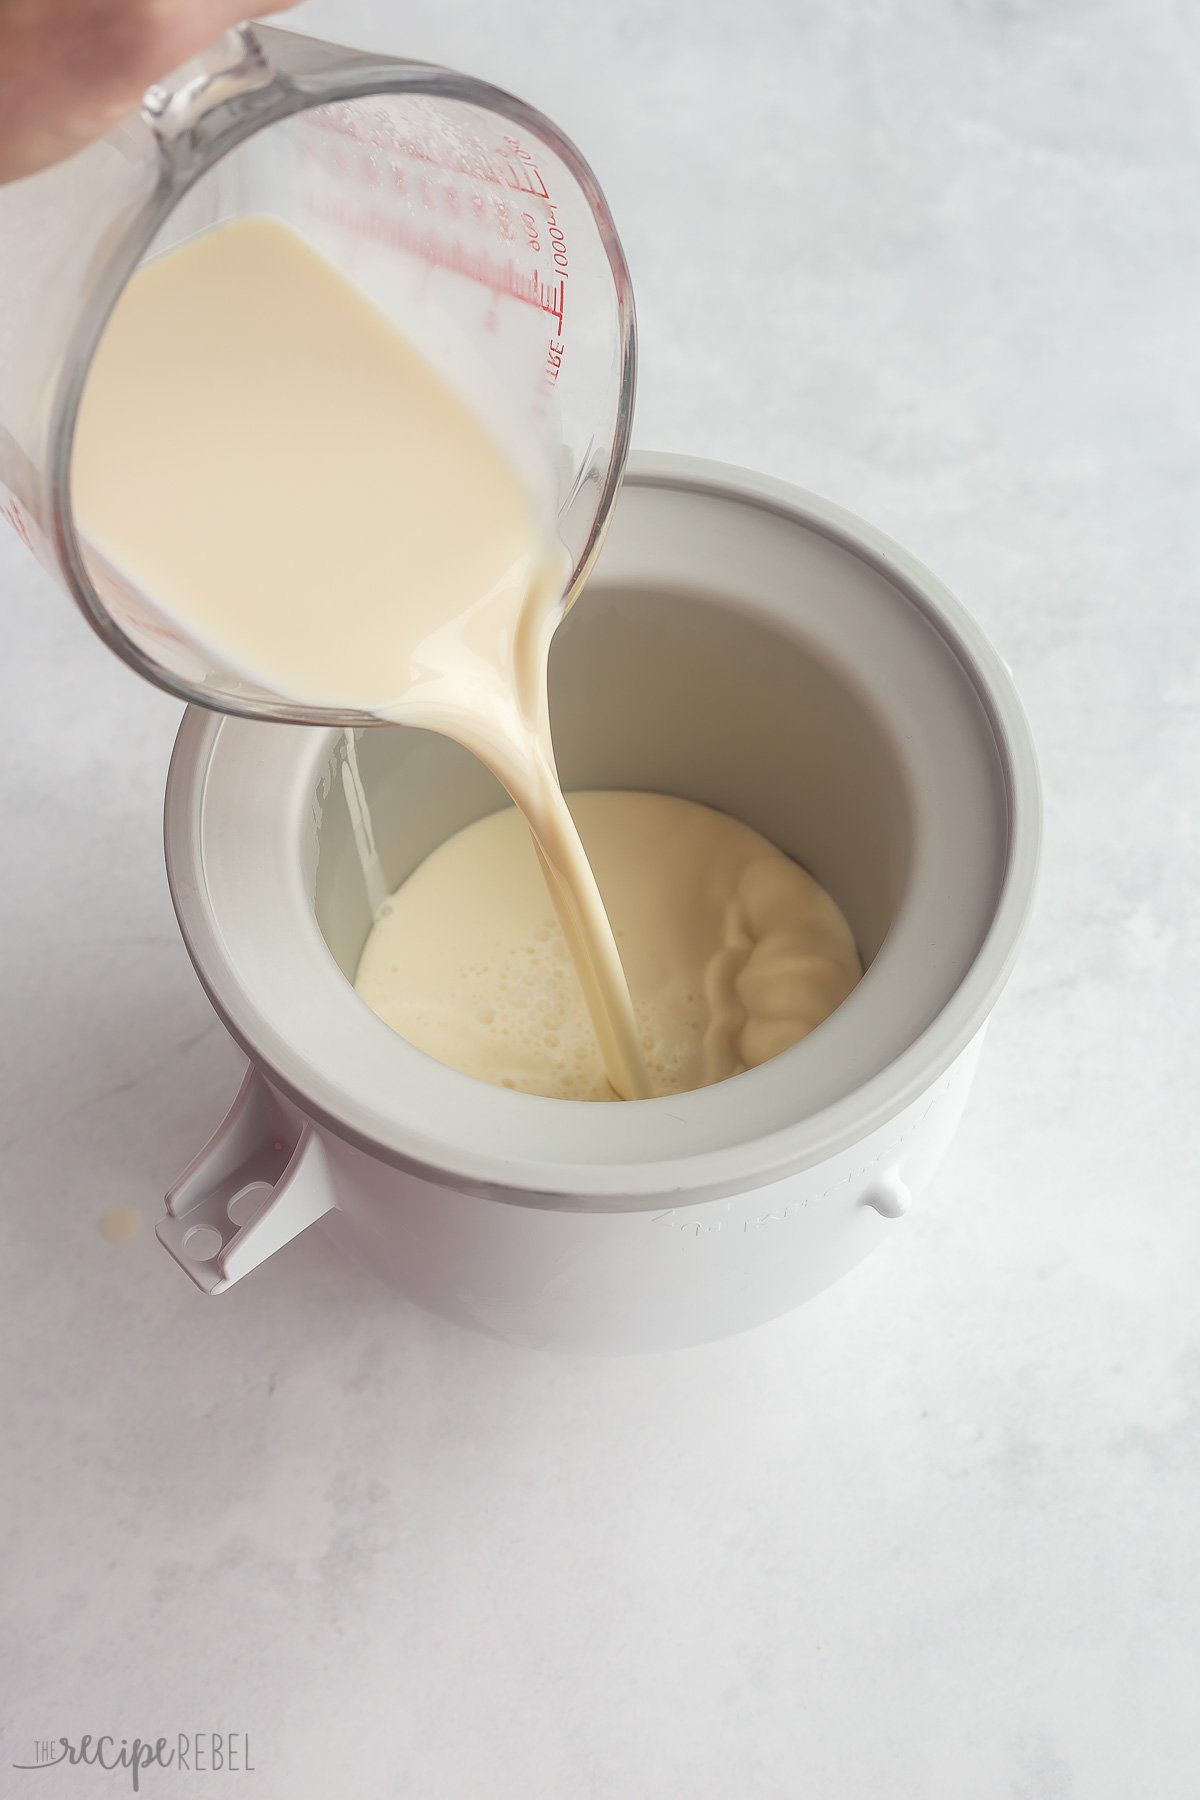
[2,2,1198,1794]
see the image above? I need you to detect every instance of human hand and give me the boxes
[0,0,296,182]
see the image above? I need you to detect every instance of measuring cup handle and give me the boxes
[158,1065,335,1294]
[141,25,277,144]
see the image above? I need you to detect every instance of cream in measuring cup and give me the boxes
[72,217,861,1101]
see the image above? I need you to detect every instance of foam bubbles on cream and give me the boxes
[355,791,862,1102]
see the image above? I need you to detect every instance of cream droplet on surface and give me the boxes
[98,1204,140,1244]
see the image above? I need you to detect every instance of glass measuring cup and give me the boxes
[0,22,636,724]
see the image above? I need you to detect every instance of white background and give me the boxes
[2,2,1198,1795]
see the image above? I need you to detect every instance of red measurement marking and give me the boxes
[544,204,569,280]
[310,196,566,331]
[500,158,550,201]
[490,195,516,241]
[500,135,552,201]
[307,109,508,188]
[0,495,32,551]
[544,336,566,387]
[304,110,561,210]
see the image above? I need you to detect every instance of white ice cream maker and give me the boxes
[158,456,1040,1352]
